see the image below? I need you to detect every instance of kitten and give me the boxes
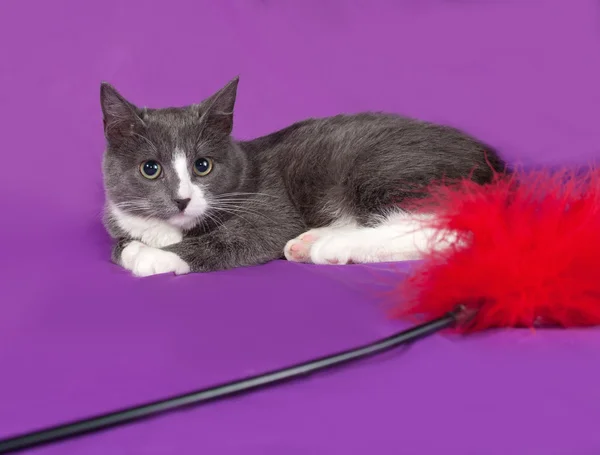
[100,77,505,276]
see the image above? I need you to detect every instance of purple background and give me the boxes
[1,0,600,453]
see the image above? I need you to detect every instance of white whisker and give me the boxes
[210,203,279,225]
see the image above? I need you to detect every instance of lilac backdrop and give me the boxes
[1,0,600,454]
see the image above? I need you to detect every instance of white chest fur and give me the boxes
[109,204,183,248]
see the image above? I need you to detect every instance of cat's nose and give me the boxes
[173,198,191,212]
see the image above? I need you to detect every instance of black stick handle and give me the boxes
[0,310,460,454]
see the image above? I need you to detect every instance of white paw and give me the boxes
[309,233,357,265]
[284,230,317,263]
[140,227,183,248]
[285,227,354,264]
[284,227,337,263]
[120,241,190,277]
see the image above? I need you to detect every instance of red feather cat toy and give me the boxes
[394,166,600,330]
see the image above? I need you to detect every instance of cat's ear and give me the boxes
[100,82,145,140]
[198,76,239,136]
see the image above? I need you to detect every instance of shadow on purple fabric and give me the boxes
[0,0,599,454]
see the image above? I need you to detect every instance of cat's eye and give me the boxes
[193,158,213,176]
[139,160,162,179]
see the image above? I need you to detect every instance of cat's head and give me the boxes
[100,77,248,231]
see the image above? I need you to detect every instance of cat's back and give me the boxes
[244,112,420,153]
[244,112,497,165]
[242,111,504,196]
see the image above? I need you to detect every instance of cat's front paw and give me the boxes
[120,241,190,277]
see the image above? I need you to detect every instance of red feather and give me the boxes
[392,167,600,332]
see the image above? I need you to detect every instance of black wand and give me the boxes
[0,308,463,454]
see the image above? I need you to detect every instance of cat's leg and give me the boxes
[286,212,457,265]
[117,205,304,276]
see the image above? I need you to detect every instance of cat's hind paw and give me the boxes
[284,231,320,263]
[308,234,356,265]
[285,230,370,265]
[284,229,342,265]
[120,241,190,277]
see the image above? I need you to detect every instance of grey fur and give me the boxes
[100,77,506,272]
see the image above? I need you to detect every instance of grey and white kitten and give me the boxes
[100,77,505,276]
